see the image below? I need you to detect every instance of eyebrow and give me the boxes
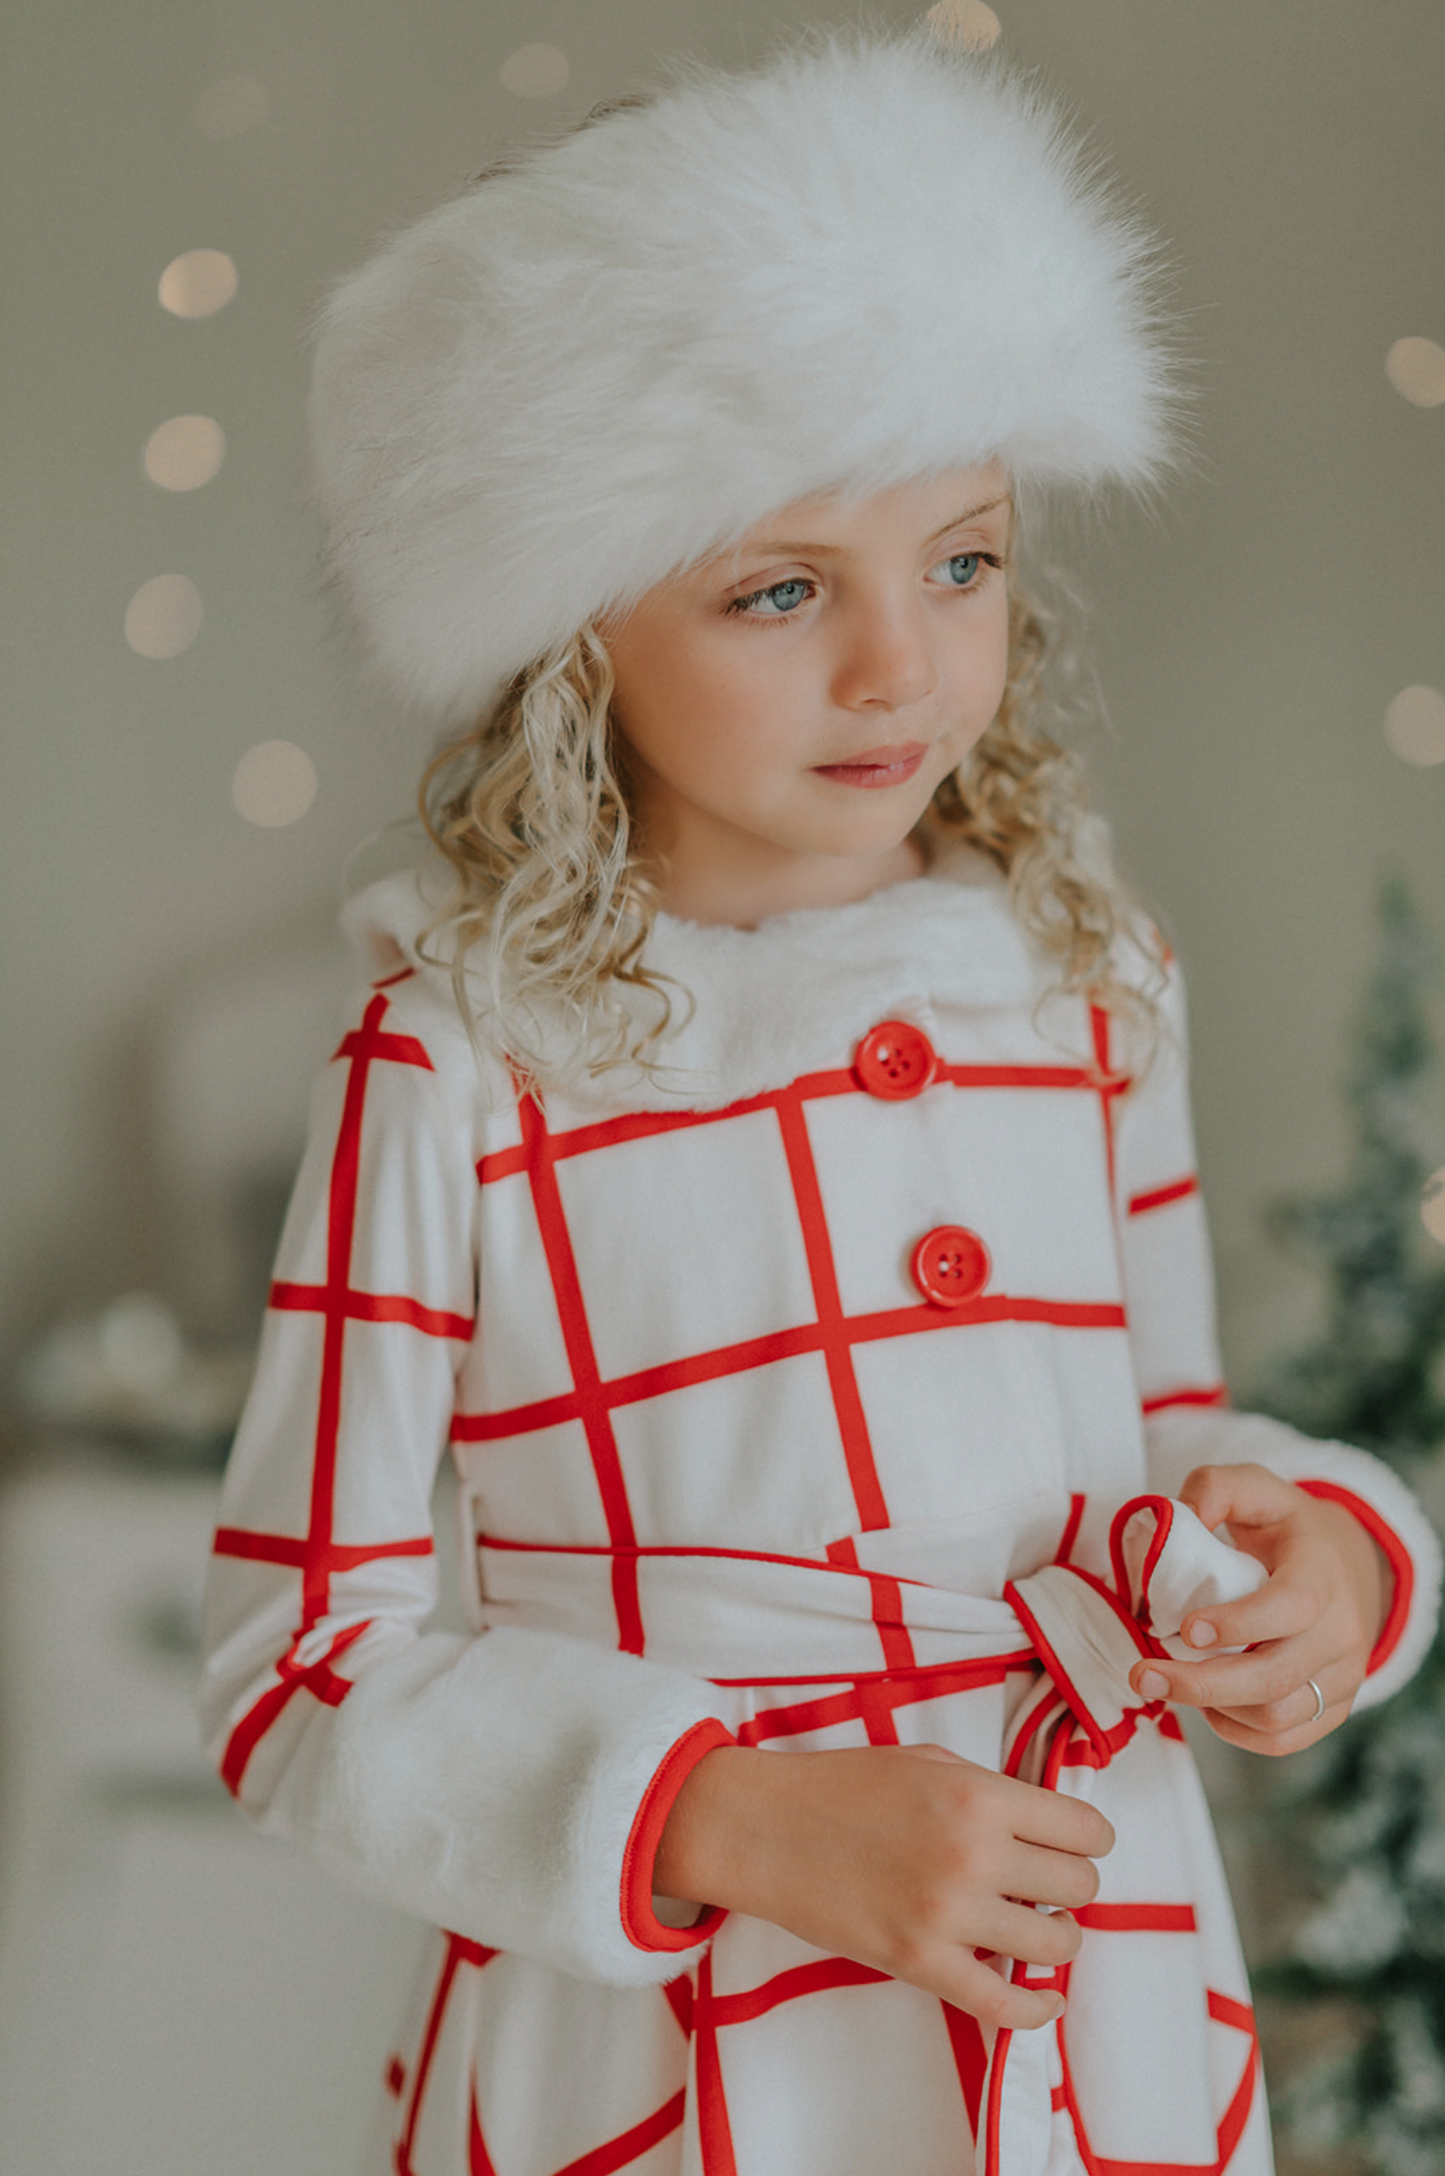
[740,495,1013,560]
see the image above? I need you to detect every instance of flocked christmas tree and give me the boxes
[1245,875,1445,2174]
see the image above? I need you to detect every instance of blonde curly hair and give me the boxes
[419,544,1168,1091]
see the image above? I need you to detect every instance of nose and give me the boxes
[830,591,937,713]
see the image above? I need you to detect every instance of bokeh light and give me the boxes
[125,575,203,659]
[1385,337,1445,409]
[1383,686,1445,768]
[231,740,318,827]
[158,249,237,319]
[500,43,570,98]
[926,1,1002,50]
[1423,1170,1445,1247]
[143,414,226,492]
[193,76,270,139]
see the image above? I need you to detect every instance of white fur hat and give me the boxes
[309,28,1182,729]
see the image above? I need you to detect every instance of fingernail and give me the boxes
[1185,1619,1217,1648]
[1136,1668,1169,1700]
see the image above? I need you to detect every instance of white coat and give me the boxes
[199,843,1441,2176]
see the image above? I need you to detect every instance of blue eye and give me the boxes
[938,553,981,587]
[730,578,813,618]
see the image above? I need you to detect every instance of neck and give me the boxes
[649,832,927,929]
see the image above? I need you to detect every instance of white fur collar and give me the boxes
[341,841,1089,1113]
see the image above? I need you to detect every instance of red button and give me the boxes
[911,1225,991,1308]
[854,1020,936,1100]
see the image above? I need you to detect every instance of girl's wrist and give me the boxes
[652,1744,772,1917]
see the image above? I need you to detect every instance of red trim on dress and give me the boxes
[1088,1003,1134,1208]
[452,1294,1128,1445]
[983,2012,1013,2175]
[217,993,446,1795]
[270,1281,472,1341]
[220,1617,370,1797]
[1296,1478,1414,1674]
[941,2002,988,2136]
[394,1933,497,2176]
[549,2090,688,2176]
[692,1949,739,2176]
[515,1088,645,1654]
[773,1090,891,1534]
[474,1055,1126,1186]
[620,1717,735,1952]
[826,1533,918,1711]
[467,2079,499,2176]
[1208,1989,1255,2035]
[1107,1493,1176,1631]
[663,1973,694,2039]
[733,1653,1035,1729]
[1074,1903,1196,1933]
[1141,1383,1230,1416]
[1054,1492,1087,1565]
[213,1527,433,1570]
[1127,1174,1200,1216]
[707,1955,888,2027]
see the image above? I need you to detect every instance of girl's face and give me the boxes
[601,463,1013,927]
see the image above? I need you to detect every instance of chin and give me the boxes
[813,819,928,866]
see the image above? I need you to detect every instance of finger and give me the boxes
[1005,1840,1102,1914]
[936,1958,1065,2033]
[1209,1670,1341,1738]
[1200,1692,1348,1758]
[1003,1785,1115,1863]
[898,1939,1065,2029]
[1180,1575,1321,1654]
[975,1899,1083,1971]
[1131,1637,1318,1714]
[1179,1461,1297,1537]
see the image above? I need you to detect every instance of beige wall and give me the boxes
[3,0,1443,1398]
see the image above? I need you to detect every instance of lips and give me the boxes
[812,741,929,788]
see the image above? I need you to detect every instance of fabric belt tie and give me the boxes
[474,1493,1266,1705]
[475,1497,1268,2176]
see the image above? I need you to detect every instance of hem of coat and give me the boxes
[620,1716,736,1951]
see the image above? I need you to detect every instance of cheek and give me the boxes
[608,646,707,767]
[613,654,769,796]
[979,607,1013,715]
[670,655,790,768]
[947,611,1010,721]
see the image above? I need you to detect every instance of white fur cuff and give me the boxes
[307,1627,729,1987]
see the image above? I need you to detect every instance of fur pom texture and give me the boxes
[309,28,1185,727]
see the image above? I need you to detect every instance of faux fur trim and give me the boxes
[310,30,1184,726]
[306,1628,730,1988]
[339,839,1133,1114]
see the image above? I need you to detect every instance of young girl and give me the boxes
[199,27,1441,2176]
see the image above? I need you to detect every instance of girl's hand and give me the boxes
[653,1742,1114,2032]
[1127,1462,1389,1753]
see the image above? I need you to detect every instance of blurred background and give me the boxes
[0,2,1441,2171]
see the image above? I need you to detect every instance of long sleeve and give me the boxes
[1115,958,1441,1707]
[197,976,731,1987]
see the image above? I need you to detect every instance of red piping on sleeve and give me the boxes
[1296,1478,1413,1675]
[621,1717,736,1952]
